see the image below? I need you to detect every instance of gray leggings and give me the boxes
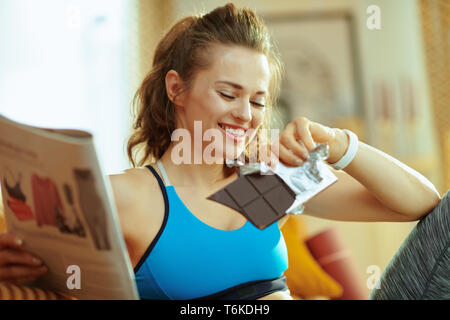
[369,191,450,300]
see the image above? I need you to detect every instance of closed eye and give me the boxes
[218,92,235,100]
[218,92,265,108]
[251,101,265,108]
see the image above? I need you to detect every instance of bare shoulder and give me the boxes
[108,167,160,204]
[108,166,166,262]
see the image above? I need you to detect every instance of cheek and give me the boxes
[195,92,227,120]
[202,89,219,107]
[187,89,212,112]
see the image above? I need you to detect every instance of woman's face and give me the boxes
[171,44,271,162]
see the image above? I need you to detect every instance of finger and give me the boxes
[9,275,42,286]
[309,121,336,142]
[0,249,43,267]
[0,265,48,282]
[0,233,23,249]
[293,118,316,150]
[278,144,304,167]
[280,132,309,160]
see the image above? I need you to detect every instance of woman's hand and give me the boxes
[0,233,48,285]
[275,117,349,166]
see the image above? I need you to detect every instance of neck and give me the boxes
[159,143,237,189]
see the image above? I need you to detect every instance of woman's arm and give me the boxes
[277,117,441,222]
[340,140,440,219]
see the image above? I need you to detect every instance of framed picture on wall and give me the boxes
[265,12,365,137]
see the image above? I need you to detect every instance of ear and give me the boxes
[165,70,186,107]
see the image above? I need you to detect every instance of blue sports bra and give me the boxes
[134,161,289,300]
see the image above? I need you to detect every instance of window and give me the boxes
[0,0,135,174]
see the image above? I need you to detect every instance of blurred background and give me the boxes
[0,0,449,299]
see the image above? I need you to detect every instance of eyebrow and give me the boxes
[215,80,266,95]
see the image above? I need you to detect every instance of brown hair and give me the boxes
[127,3,283,167]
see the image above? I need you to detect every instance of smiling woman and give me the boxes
[117,3,297,300]
[0,2,444,301]
[164,44,270,163]
[121,2,440,301]
[127,4,282,167]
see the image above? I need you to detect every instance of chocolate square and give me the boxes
[225,176,259,206]
[263,184,296,214]
[246,173,280,193]
[208,188,242,213]
[207,173,297,229]
[242,197,278,229]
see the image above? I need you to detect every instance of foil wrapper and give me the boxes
[232,143,338,215]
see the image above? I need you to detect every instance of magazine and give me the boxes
[0,114,139,300]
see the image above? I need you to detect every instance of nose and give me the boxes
[231,98,252,123]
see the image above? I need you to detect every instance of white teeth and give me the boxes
[226,128,245,136]
[221,125,245,136]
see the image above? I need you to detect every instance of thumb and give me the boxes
[309,122,335,144]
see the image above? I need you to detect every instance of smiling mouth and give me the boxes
[218,123,247,141]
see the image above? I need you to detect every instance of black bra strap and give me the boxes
[145,164,166,187]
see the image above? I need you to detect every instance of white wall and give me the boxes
[0,0,136,175]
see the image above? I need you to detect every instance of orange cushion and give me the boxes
[281,215,343,299]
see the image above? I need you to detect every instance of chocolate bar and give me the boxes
[208,173,296,230]
[208,144,338,229]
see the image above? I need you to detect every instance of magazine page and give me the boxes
[0,115,139,300]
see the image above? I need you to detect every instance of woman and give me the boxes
[0,4,442,300]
